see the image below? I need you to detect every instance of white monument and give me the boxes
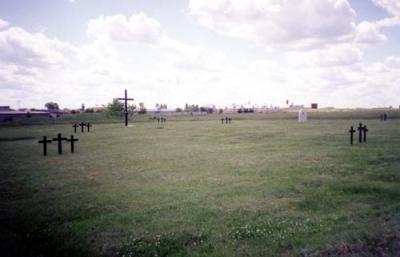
[298,109,307,122]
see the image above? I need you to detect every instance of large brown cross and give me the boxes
[117,89,134,127]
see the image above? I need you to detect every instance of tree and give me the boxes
[106,99,124,116]
[128,104,136,116]
[156,103,168,112]
[138,102,147,114]
[45,102,59,110]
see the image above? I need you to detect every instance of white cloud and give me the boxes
[189,0,356,48]
[372,0,400,16]
[0,18,9,29]
[1,9,400,109]
[286,44,363,67]
[87,12,161,44]
[0,27,77,68]
[354,21,387,45]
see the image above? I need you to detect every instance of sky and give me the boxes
[0,0,400,110]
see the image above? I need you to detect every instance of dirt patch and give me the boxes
[309,234,400,257]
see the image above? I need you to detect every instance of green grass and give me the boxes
[1,112,400,257]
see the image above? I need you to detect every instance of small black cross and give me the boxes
[86,123,92,132]
[38,136,52,156]
[228,118,232,124]
[79,122,86,133]
[117,89,134,127]
[363,125,369,143]
[221,118,224,124]
[349,126,356,145]
[72,123,79,133]
[67,135,79,153]
[357,123,363,144]
[52,133,67,155]
[225,117,228,124]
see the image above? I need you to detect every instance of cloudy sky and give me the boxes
[0,0,400,109]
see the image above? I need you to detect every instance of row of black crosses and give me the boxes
[221,117,232,124]
[38,134,78,156]
[157,117,167,124]
[349,123,369,145]
[72,122,92,133]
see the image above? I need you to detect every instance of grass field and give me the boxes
[1,112,400,257]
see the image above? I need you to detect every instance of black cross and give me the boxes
[225,117,228,124]
[72,123,79,133]
[363,125,369,143]
[349,126,356,145]
[38,136,52,156]
[117,89,134,127]
[357,123,363,144]
[86,123,92,132]
[67,135,79,153]
[79,122,86,133]
[228,118,232,124]
[52,133,67,155]
[221,118,224,124]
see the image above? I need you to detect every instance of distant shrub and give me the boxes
[138,108,147,114]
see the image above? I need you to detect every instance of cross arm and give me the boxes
[117,98,134,101]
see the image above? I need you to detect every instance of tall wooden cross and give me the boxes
[38,136,52,156]
[52,133,67,155]
[117,89,134,127]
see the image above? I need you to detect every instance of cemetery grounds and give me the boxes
[1,111,400,257]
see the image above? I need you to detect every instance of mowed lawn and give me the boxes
[1,117,400,257]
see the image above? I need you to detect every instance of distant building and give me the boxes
[0,106,65,122]
[147,109,207,116]
[0,110,51,122]
[311,103,318,109]
[0,106,12,111]
[288,104,304,110]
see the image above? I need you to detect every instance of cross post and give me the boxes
[349,126,356,145]
[363,125,369,143]
[72,123,79,133]
[67,135,79,153]
[357,123,363,144]
[52,133,67,155]
[86,123,92,132]
[38,136,52,156]
[79,122,86,133]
